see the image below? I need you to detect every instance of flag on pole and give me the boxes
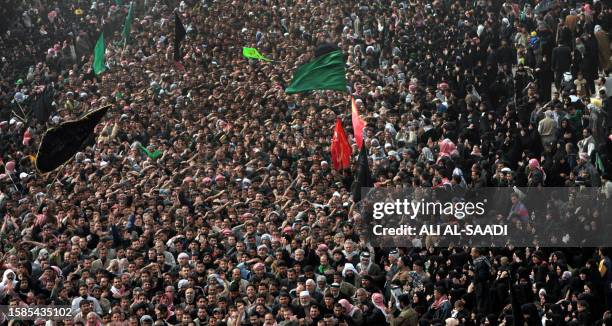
[242,47,271,61]
[139,144,163,160]
[352,144,373,202]
[285,48,347,94]
[351,97,366,149]
[122,2,134,45]
[174,12,186,62]
[93,32,106,75]
[35,105,110,174]
[331,118,352,170]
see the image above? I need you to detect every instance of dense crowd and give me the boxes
[1,0,612,325]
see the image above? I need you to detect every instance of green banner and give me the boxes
[93,32,106,75]
[242,47,271,61]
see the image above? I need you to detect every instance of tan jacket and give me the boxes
[538,117,556,136]
[390,307,419,326]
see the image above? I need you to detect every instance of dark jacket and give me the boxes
[551,45,572,72]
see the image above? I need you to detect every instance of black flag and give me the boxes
[35,105,110,174]
[174,12,186,62]
[31,86,55,122]
[352,144,373,202]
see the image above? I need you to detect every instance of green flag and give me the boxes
[242,47,271,61]
[285,50,347,94]
[122,2,134,44]
[596,153,606,173]
[93,33,106,75]
[139,144,163,160]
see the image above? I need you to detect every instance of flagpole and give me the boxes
[10,111,26,122]
[16,101,29,119]
[6,173,19,192]
[47,163,67,187]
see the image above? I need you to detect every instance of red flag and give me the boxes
[351,97,366,149]
[331,118,352,170]
[22,129,32,146]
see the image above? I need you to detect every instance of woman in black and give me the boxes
[536,55,554,102]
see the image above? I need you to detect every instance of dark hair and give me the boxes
[398,294,411,306]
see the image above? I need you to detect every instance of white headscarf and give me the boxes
[342,263,358,278]
[477,25,485,37]
[1,269,17,287]
[421,147,435,162]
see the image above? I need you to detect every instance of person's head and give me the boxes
[511,193,520,204]
[309,305,321,319]
[577,300,589,312]
[305,279,316,292]
[263,312,276,326]
[140,315,154,325]
[454,299,465,310]
[92,285,102,298]
[155,304,168,319]
[79,284,88,297]
[355,288,368,303]
[248,313,260,325]
[360,252,371,265]
[80,299,93,315]
[299,291,311,306]
[282,307,294,320]
[599,248,609,258]
[470,247,481,259]
[86,312,99,325]
[398,294,411,308]
[294,249,305,261]
[185,287,195,302]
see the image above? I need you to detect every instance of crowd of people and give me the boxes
[1,0,612,325]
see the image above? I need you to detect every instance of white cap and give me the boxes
[178,279,189,289]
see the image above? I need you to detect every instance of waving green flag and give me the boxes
[285,50,347,94]
[242,47,271,61]
[93,32,106,75]
[122,2,134,45]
